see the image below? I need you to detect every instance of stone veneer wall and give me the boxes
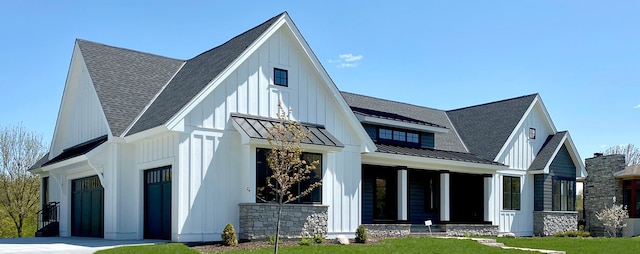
[238,203,328,240]
[533,211,578,236]
[363,224,411,238]
[584,154,625,237]
[441,224,499,236]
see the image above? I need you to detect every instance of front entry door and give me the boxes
[71,176,104,237]
[144,166,172,240]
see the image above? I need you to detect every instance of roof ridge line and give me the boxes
[76,38,184,61]
[340,91,445,111]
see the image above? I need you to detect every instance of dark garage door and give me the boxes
[144,166,171,240]
[71,175,104,237]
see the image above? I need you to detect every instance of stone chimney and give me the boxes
[584,153,625,236]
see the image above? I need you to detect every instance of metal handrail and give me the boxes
[36,202,60,230]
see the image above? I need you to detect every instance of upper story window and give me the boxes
[274,68,288,87]
[375,126,421,146]
[529,128,536,139]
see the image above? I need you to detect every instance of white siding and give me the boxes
[50,45,109,158]
[497,104,554,170]
[177,25,365,239]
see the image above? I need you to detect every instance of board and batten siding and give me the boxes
[533,145,576,211]
[498,105,554,170]
[176,25,365,239]
[51,45,109,158]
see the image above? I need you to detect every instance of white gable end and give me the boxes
[497,98,555,170]
[49,44,110,159]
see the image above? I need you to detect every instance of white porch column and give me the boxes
[440,172,450,222]
[484,175,493,222]
[239,144,253,203]
[397,168,408,221]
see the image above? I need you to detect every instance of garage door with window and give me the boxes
[144,166,171,240]
[71,175,104,237]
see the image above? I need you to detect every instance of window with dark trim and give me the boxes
[529,128,536,139]
[255,148,322,203]
[377,127,420,146]
[503,176,521,210]
[274,68,288,87]
[623,180,640,218]
[553,178,575,211]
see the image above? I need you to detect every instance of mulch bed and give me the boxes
[188,238,382,252]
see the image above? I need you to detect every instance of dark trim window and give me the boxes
[503,176,521,210]
[256,148,322,203]
[274,68,288,87]
[377,127,420,146]
[529,128,536,139]
[623,180,640,218]
[553,178,575,211]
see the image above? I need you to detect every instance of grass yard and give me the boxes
[97,237,531,254]
[496,237,640,254]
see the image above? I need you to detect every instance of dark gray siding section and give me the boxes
[363,124,377,142]
[534,174,552,211]
[361,172,374,224]
[534,144,576,211]
[421,132,435,149]
[549,145,576,179]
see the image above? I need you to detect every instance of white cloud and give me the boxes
[600,144,608,148]
[634,104,640,109]
[339,53,363,62]
[328,53,363,68]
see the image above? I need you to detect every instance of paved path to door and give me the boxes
[0,237,167,254]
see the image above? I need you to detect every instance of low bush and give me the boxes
[221,223,238,247]
[355,225,368,243]
[299,236,312,246]
[554,230,590,237]
[313,234,325,244]
[269,234,282,245]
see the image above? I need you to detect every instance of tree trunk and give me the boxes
[274,198,283,254]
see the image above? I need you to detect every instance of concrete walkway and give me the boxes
[459,237,566,254]
[0,237,167,254]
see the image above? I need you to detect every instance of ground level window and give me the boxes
[623,180,640,218]
[503,176,521,210]
[553,178,575,211]
[255,148,322,203]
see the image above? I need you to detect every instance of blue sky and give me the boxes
[1,1,638,162]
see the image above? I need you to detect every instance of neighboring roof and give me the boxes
[615,164,640,179]
[341,92,467,153]
[77,40,184,137]
[375,144,503,166]
[350,106,447,129]
[447,94,538,160]
[41,135,108,167]
[127,12,285,135]
[529,131,568,171]
[231,113,344,148]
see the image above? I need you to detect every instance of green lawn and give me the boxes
[96,237,640,254]
[496,237,640,254]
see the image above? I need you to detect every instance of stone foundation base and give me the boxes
[533,211,577,236]
[363,224,411,238]
[442,224,498,236]
[238,203,328,240]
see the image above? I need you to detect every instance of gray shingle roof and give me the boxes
[127,12,285,135]
[447,94,537,160]
[77,40,184,137]
[231,113,344,147]
[376,144,503,166]
[350,106,448,129]
[529,131,567,171]
[340,92,467,153]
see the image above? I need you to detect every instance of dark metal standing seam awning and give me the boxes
[230,113,344,148]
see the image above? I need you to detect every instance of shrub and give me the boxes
[299,237,312,246]
[221,223,238,247]
[554,230,590,237]
[596,197,629,237]
[313,234,325,244]
[269,234,282,245]
[355,225,368,243]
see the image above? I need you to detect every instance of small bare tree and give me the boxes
[265,103,321,254]
[595,197,629,237]
[0,124,46,237]
[604,144,640,166]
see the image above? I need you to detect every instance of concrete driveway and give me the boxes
[0,237,167,254]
